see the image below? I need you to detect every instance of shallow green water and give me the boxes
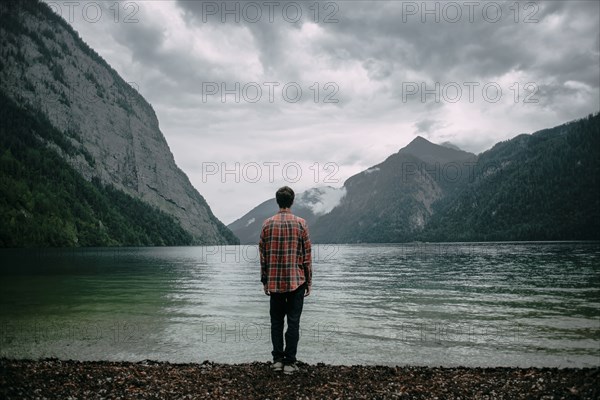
[1,242,598,367]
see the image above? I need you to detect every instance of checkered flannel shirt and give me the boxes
[259,209,312,293]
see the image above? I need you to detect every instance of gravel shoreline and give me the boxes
[1,358,598,399]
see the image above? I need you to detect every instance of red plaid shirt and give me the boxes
[259,209,312,293]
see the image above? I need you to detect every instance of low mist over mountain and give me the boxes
[228,186,345,244]
[0,0,237,246]
[231,114,599,244]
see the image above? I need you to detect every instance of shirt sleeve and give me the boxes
[302,221,312,286]
[259,222,268,284]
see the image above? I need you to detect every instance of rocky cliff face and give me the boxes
[0,1,237,244]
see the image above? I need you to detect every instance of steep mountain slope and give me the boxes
[421,113,600,241]
[0,0,237,245]
[0,93,194,247]
[310,138,476,243]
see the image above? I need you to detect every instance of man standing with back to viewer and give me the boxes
[259,186,312,375]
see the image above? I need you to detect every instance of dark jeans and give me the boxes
[270,282,306,365]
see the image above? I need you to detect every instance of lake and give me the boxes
[0,242,598,367]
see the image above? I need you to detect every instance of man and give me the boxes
[259,186,312,375]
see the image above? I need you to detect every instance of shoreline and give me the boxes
[1,358,598,399]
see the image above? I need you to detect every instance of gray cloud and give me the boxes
[415,119,442,136]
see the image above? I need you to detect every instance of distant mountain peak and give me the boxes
[408,136,433,145]
[405,136,463,152]
[399,136,475,164]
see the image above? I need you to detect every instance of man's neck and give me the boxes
[279,208,291,212]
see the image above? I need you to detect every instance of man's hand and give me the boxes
[263,284,270,296]
[304,285,311,297]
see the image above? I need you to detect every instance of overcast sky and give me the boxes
[46,0,600,224]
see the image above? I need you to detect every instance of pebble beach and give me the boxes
[1,358,598,399]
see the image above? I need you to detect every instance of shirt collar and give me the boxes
[278,209,291,213]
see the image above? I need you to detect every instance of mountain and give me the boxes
[231,114,600,244]
[399,136,474,165]
[0,0,238,245]
[0,92,195,246]
[421,113,600,241]
[230,139,477,244]
[228,186,345,244]
[309,138,476,243]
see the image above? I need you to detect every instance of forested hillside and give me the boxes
[0,93,194,247]
[421,113,600,241]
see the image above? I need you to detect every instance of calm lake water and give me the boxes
[0,243,598,367]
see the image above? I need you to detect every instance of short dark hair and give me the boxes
[276,186,295,208]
